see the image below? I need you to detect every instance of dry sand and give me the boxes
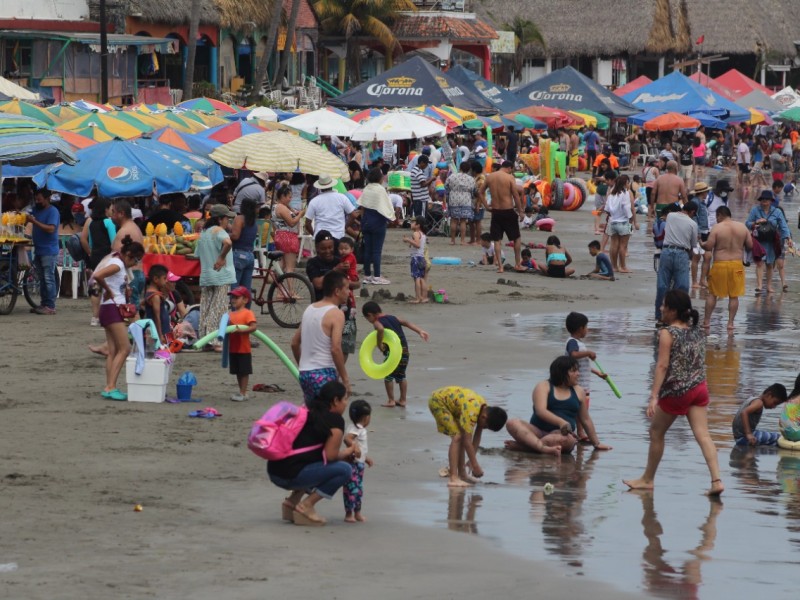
[1,206,656,599]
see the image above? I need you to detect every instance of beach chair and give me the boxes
[57,235,86,299]
[639,144,658,167]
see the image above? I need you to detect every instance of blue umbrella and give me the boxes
[130,136,224,191]
[626,111,666,127]
[33,138,194,197]
[687,111,728,129]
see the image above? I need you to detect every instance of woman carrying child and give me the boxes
[537,235,575,278]
[624,290,724,496]
[267,381,356,526]
[505,356,611,456]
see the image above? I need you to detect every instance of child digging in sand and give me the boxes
[732,383,788,446]
[428,386,507,487]
[402,217,428,304]
[624,290,724,496]
[343,400,373,523]
[362,301,429,408]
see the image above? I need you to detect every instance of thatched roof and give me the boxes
[475,0,798,59]
[91,0,277,29]
[474,0,683,58]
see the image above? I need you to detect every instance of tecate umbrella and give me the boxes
[210,131,350,181]
[33,138,193,197]
[281,108,359,137]
[350,112,446,141]
[643,112,701,131]
[130,137,224,191]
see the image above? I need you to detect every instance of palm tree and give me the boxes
[504,17,545,83]
[251,0,285,102]
[274,0,302,86]
[183,0,202,100]
[313,0,416,88]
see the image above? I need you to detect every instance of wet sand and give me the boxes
[2,184,797,598]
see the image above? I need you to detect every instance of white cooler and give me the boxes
[126,357,173,402]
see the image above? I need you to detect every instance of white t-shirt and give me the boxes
[305,191,356,239]
[737,142,751,165]
[97,255,128,305]
[346,423,368,463]
[389,193,404,210]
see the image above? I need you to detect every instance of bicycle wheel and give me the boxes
[0,259,19,315]
[267,272,314,328]
[23,265,60,309]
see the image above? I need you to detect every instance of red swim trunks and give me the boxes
[658,381,709,416]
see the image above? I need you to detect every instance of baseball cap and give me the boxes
[229,286,251,301]
[167,271,181,282]
[210,204,236,218]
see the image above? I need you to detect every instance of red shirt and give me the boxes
[228,308,256,354]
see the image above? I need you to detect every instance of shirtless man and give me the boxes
[700,206,752,332]
[485,160,525,273]
[651,160,687,208]
[568,130,580,177]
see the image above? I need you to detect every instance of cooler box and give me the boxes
[126,357,173,403]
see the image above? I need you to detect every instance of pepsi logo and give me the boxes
[107,166,132,181]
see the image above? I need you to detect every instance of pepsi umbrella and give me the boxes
[130,136,224,191]
[33,138,193,197]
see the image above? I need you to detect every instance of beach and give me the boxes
[2,200,797,599]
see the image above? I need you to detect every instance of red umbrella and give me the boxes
[507,106,583,129]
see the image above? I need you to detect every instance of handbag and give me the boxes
[116,301,138,320]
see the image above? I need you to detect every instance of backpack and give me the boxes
[65,233,88,262]
[247,402,324,461]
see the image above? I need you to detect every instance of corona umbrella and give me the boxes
[210,131,350,180]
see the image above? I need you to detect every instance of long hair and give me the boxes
[663,289,699,327]
[611,174,630,196]
[240,198,257,227]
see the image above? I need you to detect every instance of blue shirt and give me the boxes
[32,204,60,256]
[745,205,791,241]
[595,252,614,277]
[584,131,600,151]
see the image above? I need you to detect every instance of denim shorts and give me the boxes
[609,221,632,236]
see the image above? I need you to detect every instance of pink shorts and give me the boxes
[274,230,300,255]
[658,381,709,416]
[99,303,124,328]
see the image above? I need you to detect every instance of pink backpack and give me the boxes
[248,402,324,461]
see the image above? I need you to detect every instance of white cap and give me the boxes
[131,208,144,220]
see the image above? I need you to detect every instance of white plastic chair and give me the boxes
[282,96,297,109]
[57,235,85,299]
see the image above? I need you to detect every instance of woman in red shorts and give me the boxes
[624,289,724,496]
[272,185,306,290]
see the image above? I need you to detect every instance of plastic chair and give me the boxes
[640,145,657,167]
[57,235,85,299]
[254,219,271,268]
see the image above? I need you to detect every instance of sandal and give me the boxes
[281,501,296,522]
[292,508,325,526]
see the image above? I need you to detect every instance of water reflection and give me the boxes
[777,451,800,548]
[633,492,722,600]
[446,489,482,535]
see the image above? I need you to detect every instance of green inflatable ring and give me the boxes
[778,435,800,450]
[194,326,299,381]
[359,329,402,380]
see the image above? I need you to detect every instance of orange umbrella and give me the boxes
[58,129,102,150]
[643,112,701,131]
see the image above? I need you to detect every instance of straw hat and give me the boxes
[693,182,710,194]
[314,174,336,190]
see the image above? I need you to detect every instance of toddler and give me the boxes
[520,248,538,271]
[479,232,505,267]
[343,400,373,522]
[402,217,428,304]
[227,286,257,401]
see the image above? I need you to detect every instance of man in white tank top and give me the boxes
[292,271,351,404]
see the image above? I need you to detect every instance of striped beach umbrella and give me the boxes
[196,120,269,145]
[210,131,350,180]
[149,126,218,156]
[177,97,242,114]
[46,103,89,124]
[69,124,115,143]
[178,110,229,128]
[70,100,113,112]
[0,99,57,126]
[58,129,104,150]
[0,114,77,167]
[58,111,155,139]
[146,111,207,134]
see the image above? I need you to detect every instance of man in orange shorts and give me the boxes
[701,206,752,332]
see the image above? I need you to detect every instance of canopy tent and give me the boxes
[512,66,640,118]
[688,72,737,101]
[622,71,749,121]
[714,69,773,99]
[0,76,40,102]
[734,90,784,113]
[689,112,727,129]
[328,56,496,114]
[446,65,528,113]
[613,76,652,97]
[771,87,800,111]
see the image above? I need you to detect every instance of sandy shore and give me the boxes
[1,205,660,599]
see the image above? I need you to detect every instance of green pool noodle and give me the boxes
[593,360,622,398]
[194,326,299,381]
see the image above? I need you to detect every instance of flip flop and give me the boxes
[188,407,221,418]
[253,383,285,393]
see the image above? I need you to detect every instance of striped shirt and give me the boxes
[411,166,430,204]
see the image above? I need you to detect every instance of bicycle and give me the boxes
[251,250,314,328]
[0,244,59,315]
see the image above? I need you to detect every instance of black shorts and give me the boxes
[547,264,566,278]
[229,352,253,376]
[489,208,521,242]
[738,163,750,174]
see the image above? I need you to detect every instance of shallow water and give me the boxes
[400,305,800,599]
